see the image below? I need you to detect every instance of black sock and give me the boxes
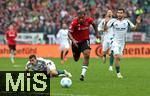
[115,66,120,73]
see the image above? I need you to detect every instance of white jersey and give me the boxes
[98,18,115,51]
[108,18,135,55]
[57,29,70,50]
[57,29,69,43]
[108,18,135,42]
[98,18,115,40]
[25,57,56,71]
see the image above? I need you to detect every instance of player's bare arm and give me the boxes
[128,16,141,31]
[133,16,142,30]
[68,31,78,47]
[103,17,110,32]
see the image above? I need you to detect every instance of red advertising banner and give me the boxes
[0,44,150,58]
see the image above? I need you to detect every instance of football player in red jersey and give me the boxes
[68,11,100,81]
[5,24,17,63]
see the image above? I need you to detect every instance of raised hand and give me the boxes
[136,16,142,24]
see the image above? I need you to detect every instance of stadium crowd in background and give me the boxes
[0,0,149,36]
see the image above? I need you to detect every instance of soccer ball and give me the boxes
[60,77,72,88]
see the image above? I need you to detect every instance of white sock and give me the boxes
[81,66,88,77]
[10,51,15,63]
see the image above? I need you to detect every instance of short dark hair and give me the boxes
[117,8,125,13]
[29,54,36,59]
[102,14,106,18]
[77,10,85,16]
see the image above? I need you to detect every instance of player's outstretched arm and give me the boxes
[103,17,110,32]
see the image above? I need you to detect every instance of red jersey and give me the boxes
[5,29,17,45]
[69,17,94,42]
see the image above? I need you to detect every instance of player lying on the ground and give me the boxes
[25,54,72,77]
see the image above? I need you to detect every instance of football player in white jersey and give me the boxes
[107,8,141,78]
[25,54,72,77]
[98,10,115,71]
[57,23,70,64]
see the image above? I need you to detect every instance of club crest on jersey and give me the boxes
[123,23,126,26]
[115,24,118,27]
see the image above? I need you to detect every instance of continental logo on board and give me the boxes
[122,44,150,57]
[123,47,150,55]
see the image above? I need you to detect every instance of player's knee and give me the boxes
[83,50,90,57]
[114,55,120,60]
[84,53,90,58]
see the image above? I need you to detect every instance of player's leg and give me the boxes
[80,49,90,81]
[64,41,70,61]
[49,69,64,77]
[109,39,114,71]
[47,63,72,77]
[60,43,65,64]
[50,70,72,77]
[60,50,64,64]
[60,49,69,64]
[63,48,69,61]
[62,42,70,62]
[113,44,123,78]
[102,40,109,64]
[109,50,114,71]
[9,44,16,63]
[114,54,122,78]
[71,43,81,62]
[80,40,91,81]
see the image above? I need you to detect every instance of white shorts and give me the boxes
[47,61,56,71]
[112,41,125,55]
[102,38,113,52]
[60,41,70,50]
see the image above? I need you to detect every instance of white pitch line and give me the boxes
[13,64,20,67]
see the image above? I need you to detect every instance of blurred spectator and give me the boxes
[0,0,149,35]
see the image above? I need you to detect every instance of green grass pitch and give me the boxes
[0,58,150,96]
